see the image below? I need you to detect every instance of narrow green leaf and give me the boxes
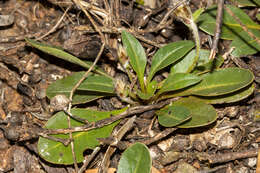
[189,68,254,96]
[158,73,201,95]
[190,83,255,104]
[156,105,191,127]
[117,143,151,173]
[25,38,110,77]
[173,97,217,128]
[121,31,147,91]
[46,72,115,104]
[38,107,127,164]
[193,8,205,22]
[147,41,195,83]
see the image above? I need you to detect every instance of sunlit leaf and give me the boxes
[147,41,194,83]
[46,72,115,104]
[122,31,147,91]
[38,107,127,164]
[173,97,217,128]
[25,38,109,77]
[117,143,151,173]
[157,105,191,127]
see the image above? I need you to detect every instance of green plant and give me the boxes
[25,4,256,165]
[117,142,151,173]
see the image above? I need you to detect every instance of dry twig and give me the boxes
[209,0,224,59]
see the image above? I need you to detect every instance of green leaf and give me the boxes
[193,8,205,22]
[198,5,260,40]
[121,31,147,91]
[38,107,127,164]
[173,97,217,128]
[147,41,195,83]
[257,13,260,21]
[230,30,260,57]
[117,143,151,173]
[198,5,260,57]
[156,105,191,127]
[46,72,115,104]
[137,80,157,100]
[190,83,255,104]
[171,49,197,74]
[158,73,201,95]
[171,49,223,74]
[25,38,109,77]
[188,67,254,96]
[191,50,224,74]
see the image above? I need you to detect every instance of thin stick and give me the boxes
[224,6,260,46]
[78,147,101,173]
[98,116,136,173]
[41,99,174,135]
[209,0,224,59]
[142,127,177,145]
[69,43,105,102]
[36,6,70,40]
[67,107,79,171]
[208,148,258,164]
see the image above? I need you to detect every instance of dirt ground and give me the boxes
[0,0,259,173]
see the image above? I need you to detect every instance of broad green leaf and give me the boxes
[173,97,217,128]
[198,5,260,40]
[188,67,254,96]
[158,73,201,95]
[122,31,147,91]
[46,72,115,104]
[230,30,260,57]
[147,41,195,83]
[193,8,205,22]
[38,107,127,164]
[137,80,157,100]
[231,0,260,7]
[117,143,151,173]
[191,83,255,104]
[25,38,109,77]
[156,105,191,127]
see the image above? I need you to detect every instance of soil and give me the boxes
[0,0,259,173]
